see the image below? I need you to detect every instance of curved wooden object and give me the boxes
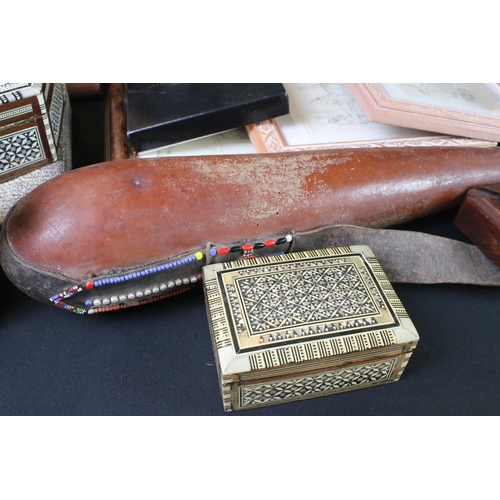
[2,147,500,313]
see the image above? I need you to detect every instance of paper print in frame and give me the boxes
[246,83,496,153]
[347,83,500,143]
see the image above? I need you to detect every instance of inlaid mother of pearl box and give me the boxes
[203,246,419,411]
[0,83,71,224]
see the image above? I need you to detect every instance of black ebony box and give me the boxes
[125,83,289,154]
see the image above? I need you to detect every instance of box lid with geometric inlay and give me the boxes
[202,245,419,411]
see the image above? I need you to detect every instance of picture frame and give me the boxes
[347,83,500,143]
[246,83,496,153]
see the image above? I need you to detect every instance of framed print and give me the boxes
[348,83,500,142]
[246,83,496,153]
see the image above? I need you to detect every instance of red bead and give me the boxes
[85,281,94,290]
[265,239,276,247]
[217,247,230,255]
[242,243,253,251]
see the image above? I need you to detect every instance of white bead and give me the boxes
[128,293,135,300]
[135,291,144,298]
[93,299,102,306]
[119,295,127,301]
[144,289,152,296]
[175,279,182,286]
[160,284,168,291]
[102,298,111,305]
[111,296,119,303]
[152,287,160,293]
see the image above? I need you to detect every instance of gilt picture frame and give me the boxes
[246,83,496,153]
[347,83,500,143]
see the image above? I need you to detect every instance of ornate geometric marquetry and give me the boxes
[214,249,399,352]
[0,85,63,184]
[0,84,41,104]
[203,245,419,411]
[239,358,397,408]
[0,127,45,176]
[236,263,378,333]
[0,83,71,224]
[48,84,64,146]
[0,84,28,103]
[248,328,397,370]
[0,104,33,123]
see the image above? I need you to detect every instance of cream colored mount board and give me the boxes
[203,245,419,411]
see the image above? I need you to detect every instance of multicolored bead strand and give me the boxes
[210,234,292,258]
[49,251,204,314]
[87,287,193,314]
[48,234,293,314]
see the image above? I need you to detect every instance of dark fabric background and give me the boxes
[1,93,499,416]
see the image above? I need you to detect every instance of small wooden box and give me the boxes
[0,83,71,223]
[202,246,419,412]
[0,84,69,180]
[454,185,500,269]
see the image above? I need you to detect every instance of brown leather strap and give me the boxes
[292,225,500,286]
